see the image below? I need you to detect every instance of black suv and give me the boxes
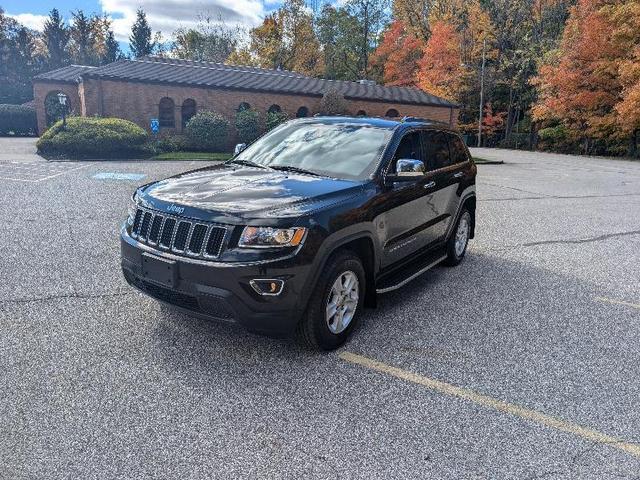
[121,117,476,350]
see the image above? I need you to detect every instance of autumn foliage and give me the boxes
[533,0,640,153]
[416,21,465,102]
[370,21,423,87]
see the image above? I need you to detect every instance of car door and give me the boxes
[377,130,444,268]
[444,132,473,219]
[419,129,460,242]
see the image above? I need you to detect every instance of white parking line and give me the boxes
[0,162,89,182]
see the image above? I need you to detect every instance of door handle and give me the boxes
[453,172,464,178]
[424,181,436,189]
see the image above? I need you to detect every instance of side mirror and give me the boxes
[386,159,425,183]
[234,143,247,156]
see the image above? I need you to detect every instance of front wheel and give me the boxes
[298,251,365,351]
[444,209,471,266]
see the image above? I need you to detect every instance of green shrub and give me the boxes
[537,124,577,153]
[37,117,148,158]
[265,110,288,132]
[0,104,37,136]
[318,88,347,115]
[150,134,191,153]
[185,111,229,151]
[235,108,261,144]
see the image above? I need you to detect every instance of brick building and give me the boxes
[33,56,459,137]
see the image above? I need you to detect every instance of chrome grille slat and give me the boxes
[131,207,226,259]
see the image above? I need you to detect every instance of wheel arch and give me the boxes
[462,195,476,239]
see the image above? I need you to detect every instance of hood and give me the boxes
[139,163,364,220]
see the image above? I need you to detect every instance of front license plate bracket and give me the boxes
[141,253,177,288]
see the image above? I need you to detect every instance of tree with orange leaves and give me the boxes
[370,20,424,86]
[607,0,640,154]
[533,0,640,155]
[415,20,466,102]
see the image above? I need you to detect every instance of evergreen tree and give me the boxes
[129,9,154,58]
[103,30,121,63]
[70,10,95,65]
[42,8,70,69]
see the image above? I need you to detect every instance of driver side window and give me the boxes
[392,131,423,172]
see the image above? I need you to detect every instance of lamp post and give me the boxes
[477,38,487,148]
[57,92,68,129]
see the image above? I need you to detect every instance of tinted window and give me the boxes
[234,121,393,180]
[393,132,422,161]
[422,131,450,170]
[448,134,469,164]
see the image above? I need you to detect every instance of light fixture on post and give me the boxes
[57,92,68,129]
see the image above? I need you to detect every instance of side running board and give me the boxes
[376,253,447,294]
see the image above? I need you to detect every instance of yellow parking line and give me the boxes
[595,297,640,310]
[339,351,640,458]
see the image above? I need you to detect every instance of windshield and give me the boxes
[233,120,394,180]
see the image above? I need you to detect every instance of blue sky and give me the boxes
[4,0,285,52]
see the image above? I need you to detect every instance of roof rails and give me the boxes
[400,116,448,125]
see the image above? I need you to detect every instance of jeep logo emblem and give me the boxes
[166,204,185,214]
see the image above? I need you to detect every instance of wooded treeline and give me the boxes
[1,0,638,156]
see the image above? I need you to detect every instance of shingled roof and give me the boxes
[69,56,456,108]
[34,64,97,83]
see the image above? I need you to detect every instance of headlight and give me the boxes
[239,226,307,248]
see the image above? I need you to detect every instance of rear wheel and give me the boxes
[298,251,365,350]
[444,209,471,266]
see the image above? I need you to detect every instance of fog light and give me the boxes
[250,279,284,296]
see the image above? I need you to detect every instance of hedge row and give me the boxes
[37,117,148,158]
[0,104,37,136]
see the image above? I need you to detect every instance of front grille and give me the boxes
[130,207,227,259]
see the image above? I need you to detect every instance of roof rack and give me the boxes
[400,116,448,125]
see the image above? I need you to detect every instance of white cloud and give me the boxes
[99,0,266,42]
[7,13,48,32]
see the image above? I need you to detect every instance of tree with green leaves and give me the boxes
[172,15,241,63]
[245,0,323,75]
[0,8,43,103]
[316,5,361,80]
[129,9,154,58]
[43,8,70,69]
[344,0,389,78]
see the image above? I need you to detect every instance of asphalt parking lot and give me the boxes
[2,140,640,479]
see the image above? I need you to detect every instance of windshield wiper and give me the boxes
[270,165,322,177]
[227,158,271,170]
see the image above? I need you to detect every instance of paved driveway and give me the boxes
[1,141,640,479]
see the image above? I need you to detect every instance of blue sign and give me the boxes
[150,118,160,134]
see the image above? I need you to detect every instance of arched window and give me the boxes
[385,108,399,118]
[268,104,282,114]
[159,97,175,128]
[296,106,309,118]
[44,91,72,126]
[356,110,367,117]
[181,99,196,129]
[237,102,251,112]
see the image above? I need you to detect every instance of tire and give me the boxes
[298,251,365,351]
[444,209,471,266]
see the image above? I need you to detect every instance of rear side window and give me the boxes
[422,131,450,170]
[448,134,469,164]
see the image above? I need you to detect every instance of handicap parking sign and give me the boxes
[150,118,159,134]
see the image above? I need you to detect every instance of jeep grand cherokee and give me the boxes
[121,116,476,350]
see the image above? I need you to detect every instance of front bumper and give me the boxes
[120,229,312,336]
